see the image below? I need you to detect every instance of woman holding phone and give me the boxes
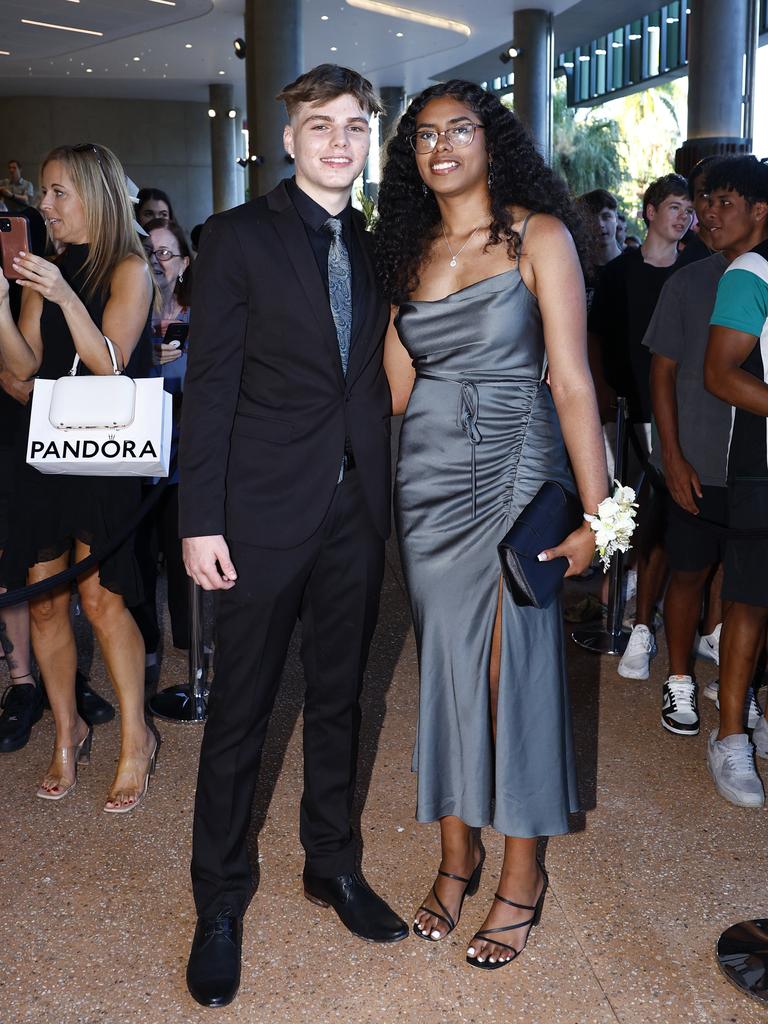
[0,143,158,812]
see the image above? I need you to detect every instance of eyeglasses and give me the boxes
[409,123,484,154]
[150,247,181,261]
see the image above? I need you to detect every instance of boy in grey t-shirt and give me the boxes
[643,251,732,737]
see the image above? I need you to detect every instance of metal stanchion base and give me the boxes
[571,626,630,655]
[716,919,768,1004]
[148,684,208,723]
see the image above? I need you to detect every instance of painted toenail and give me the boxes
[431,930,441,939]
[467,947,475,956]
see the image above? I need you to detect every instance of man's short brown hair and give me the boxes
[276,63,384,119]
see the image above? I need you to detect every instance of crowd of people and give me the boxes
[0,61,767,1007]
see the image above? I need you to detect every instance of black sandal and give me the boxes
[466,866,548,970]
[413,846,486,941]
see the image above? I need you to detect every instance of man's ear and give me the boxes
[645,203,657,224]
[283,123,295,160]
[753,199,768,226]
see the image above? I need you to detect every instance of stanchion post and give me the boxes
[571,396,631,655]
[148,578,209,723]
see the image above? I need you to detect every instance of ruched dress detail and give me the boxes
[394,267,580,837]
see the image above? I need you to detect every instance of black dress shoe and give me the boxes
[186,911,242,1008]
[303,871,408,944]
[0,681,43,752]
[76,672,115,725]
[39,670,115,725]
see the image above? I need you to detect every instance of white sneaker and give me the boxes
[618,624,657,680]
[703,678,719,701]
[661,676,699,735]
[706,730,765,808]
[694,623,721,665]
[715,687,763,730]
[754,715,768,759]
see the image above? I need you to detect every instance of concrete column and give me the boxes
[209,83,237,214]
[379,86,405,148]
[511,9,553,162]
[676,0,755,173]
[245,0,303,196]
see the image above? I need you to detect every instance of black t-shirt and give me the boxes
[675,233,715,271]
[588,246,678,422]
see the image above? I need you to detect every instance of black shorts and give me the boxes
[723,480,768,607]
[665,485,728,573]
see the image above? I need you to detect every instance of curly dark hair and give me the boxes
[374,80,586,305]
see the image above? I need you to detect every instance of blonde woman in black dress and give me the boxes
[0,144,157,812]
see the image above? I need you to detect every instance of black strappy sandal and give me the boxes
[413,845,486,941]
[466,866,548,970]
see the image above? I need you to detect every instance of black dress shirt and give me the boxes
[286,177,369,350]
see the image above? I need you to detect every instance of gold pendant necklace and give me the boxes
[442,222,480,268]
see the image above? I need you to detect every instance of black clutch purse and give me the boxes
[497,481,583,609]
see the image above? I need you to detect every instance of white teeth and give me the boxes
[432,162,458,171]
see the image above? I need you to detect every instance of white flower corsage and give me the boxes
[583,481,638,571]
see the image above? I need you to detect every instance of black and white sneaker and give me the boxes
[661,675,699,735]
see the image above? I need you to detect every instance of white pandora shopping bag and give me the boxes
[27,375,172,477]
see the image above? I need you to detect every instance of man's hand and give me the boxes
[182,535,238,591]
[663,451,702,515]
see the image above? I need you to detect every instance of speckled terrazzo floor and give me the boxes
[3,546,768,1023]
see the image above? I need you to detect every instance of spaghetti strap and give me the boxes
[518,212,536,245]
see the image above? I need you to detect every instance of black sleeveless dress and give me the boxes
[0,244,145,605]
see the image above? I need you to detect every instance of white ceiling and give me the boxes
[0,0,671,107]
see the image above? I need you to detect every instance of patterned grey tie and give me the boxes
[324,216,352,376]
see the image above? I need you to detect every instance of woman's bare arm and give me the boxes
[383,307,415,416]
[525,215,609,570]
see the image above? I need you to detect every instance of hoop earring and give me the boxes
[177,272,184,285]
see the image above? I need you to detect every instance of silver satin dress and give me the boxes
[394,266,580,837]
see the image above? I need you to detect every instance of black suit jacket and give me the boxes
[178,180,392,549]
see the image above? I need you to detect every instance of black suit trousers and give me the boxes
[191,470,384,917]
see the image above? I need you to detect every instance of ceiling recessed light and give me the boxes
[595,47,607,55]
[184,42,192,48]
[612,40,623,47]
[321,14,329,20]
[228,109,236,118]
[0,51,10,56]
[85,67,92,72]
[133,55,141,61]
[628,33,641,40]
[330,46,337,51]
[562,61,574,68]
[396,31,404,37]
[345,0,470,37]
[578,54,590,61]
[208,108,216,118]
[218,69,226,75]
[20,19,104,36]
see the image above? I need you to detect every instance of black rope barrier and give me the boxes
[0,467,174,609]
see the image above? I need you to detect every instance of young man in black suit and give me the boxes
[180,65,407,1008]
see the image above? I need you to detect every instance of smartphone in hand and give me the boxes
[163,321,189,350]
[0,216,31,280]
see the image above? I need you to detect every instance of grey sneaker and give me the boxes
[661,676,699,735]
[618,624,657,680]
[753,715,768,759]
[716,687,763,730]
[703,678,719,701]
[706,730,765,808]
